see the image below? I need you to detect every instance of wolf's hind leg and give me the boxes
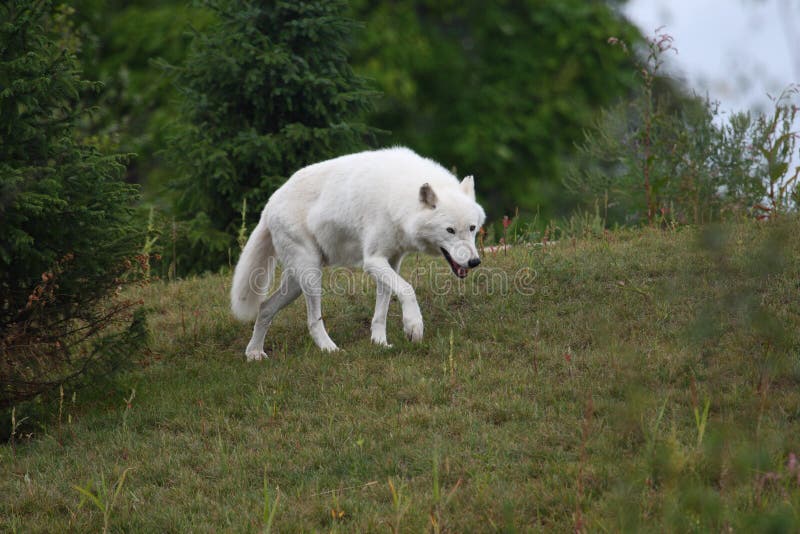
[291,258,338,352]
[245,271,302,361]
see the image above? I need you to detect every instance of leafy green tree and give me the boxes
[350,0,641,220]
[69,0,215,196]
[0,0,145,409]
[167,0,377,271]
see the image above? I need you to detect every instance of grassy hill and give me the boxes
[2,221,800,532]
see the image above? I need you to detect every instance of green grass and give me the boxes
[3,221,800,532]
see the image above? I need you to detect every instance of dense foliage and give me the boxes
[165,0,377,270]
[349,0,641,219]
[0,1,145,409]
[71,0,214,194]
[58,0,644,272]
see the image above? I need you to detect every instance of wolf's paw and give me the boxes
[246,349,268,362]
[319,340,339,353]
[371,334,393,348]
[403,317,424,342]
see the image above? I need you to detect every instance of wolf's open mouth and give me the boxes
[440,248,468,278]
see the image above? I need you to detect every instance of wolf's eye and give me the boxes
[469,225,476,232]
[446,227,455,234]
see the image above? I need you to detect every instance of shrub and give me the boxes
[0,1,145,410]
[165,0,377,272]
[565,30,800,226]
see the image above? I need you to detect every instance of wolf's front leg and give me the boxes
[364,256,423,342]
[370,255,404,347]
[371,287,392,346]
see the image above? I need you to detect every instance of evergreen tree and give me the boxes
[0,1,145,409]
[167,0,376,271]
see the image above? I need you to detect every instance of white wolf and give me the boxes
[230,147,486,360]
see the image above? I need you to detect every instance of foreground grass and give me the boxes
[2,221,800,532]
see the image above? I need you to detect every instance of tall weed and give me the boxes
[565,30,799,225]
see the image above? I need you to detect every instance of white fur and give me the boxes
[231,147,486,360]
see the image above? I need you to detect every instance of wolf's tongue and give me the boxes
[456,265,467,278]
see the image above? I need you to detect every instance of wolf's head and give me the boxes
[414,176,486,278]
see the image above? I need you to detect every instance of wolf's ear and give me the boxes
[419,183,438,209]
[461,175,475,200]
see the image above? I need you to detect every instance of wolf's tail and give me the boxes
[230,219,277,321]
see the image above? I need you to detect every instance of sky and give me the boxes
[622,0,800,115]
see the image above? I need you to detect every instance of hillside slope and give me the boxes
[2,222,800,531]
